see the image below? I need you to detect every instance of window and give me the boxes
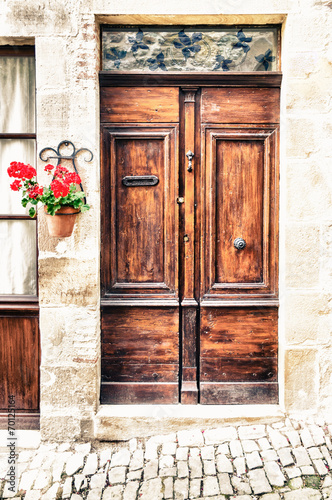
[0,46,37,298]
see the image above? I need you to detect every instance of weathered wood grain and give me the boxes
[101,87,179,122]
[100,382,178,404]
[0,316,39,410]
[200,382,279,404]
[201,87,280,124]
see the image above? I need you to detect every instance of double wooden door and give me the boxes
[100,74,280,405]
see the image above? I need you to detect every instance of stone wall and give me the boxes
[0,0,331,440]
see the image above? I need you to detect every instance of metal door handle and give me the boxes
[234,238,246,250]
[186,150,194,172]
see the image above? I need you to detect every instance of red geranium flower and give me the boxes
[50,179,70,198]
[7,162,36,180]
[28,185,43,199]
[64,172,81,185]
[44,164,54,172]
[10,179,22,191]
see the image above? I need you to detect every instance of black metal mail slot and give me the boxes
[122,175,159,187]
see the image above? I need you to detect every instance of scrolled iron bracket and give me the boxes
[39,140,93,204]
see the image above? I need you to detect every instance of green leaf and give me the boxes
[80,204,90,213]
[29,207,36,218]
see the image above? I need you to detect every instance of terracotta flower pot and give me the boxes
[44,206,80,237]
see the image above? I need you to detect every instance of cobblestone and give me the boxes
[203,476,220,496]
[218,472,233,495]
[216,454,233,473]
[1,418,332,500]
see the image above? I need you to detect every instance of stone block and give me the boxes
[129,449,144,471]
[204,427,237,444]
[286,118,317,158]
[178,429,204,447]
[284,489,321,500]
[66,453,85,476]
[108,467,126,484]
[300,428,315,448]
[261,449,279,462]
[246,451,263,470]
[40,415,81,442]
[285,224,320,288]
[285,349,318,411]
[163,477,173,499]
[230,439,244,457]
[238,425,266,440]
[278,448,294,467]
[289,14,330,50]
[138,477,163,500]
[218,473,233,495]
[233,457,246,476]
[177,461,189,478]
[40,365,97,409]
[174,478,189,500]
[267,426,289,449]
[35,38,68,89]
[188,456,202,478]
[286,77,331,113]
[39,257,98,306]
[110,449,130,467]
[216,454,233,473]
[143,460,158,480]
[242,440,259,453]
[287,51,321,79]
[203,460,216,475]
[201,446,215,460]
[39,306,99,366]
[203,476,220,497]
[293,447,312,467]
[264,461,285,486]
[248,468,272,495]
[176,447,188,461]
[319,347,332,412]
[231,476,252,494]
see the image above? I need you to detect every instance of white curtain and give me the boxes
[0,55,37,296]
[0,56,35,133]
[0,220,37,295]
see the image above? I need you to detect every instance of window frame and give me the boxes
[0,45,38,306]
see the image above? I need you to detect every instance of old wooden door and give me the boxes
[100,73,280,405]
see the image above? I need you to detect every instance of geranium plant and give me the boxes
[7,161,90,217]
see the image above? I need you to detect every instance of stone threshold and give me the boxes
[95,404,285,441]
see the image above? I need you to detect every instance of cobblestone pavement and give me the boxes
[1,417,332,500]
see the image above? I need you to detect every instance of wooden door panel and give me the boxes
[201,126,279,299]
[201,357,278,382]
[101,87,179,123]
[101,307,179,403]
[0,315,39,410]
[200,307,278,404]
[102,125,178,298]
[200,382,278,405]
[101,383,179,404]
[215,138,264,284]
[201,87,280,124]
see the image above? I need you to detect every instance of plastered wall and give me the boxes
[0,0,331,440]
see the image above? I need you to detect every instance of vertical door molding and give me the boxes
[180,87,199,404]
